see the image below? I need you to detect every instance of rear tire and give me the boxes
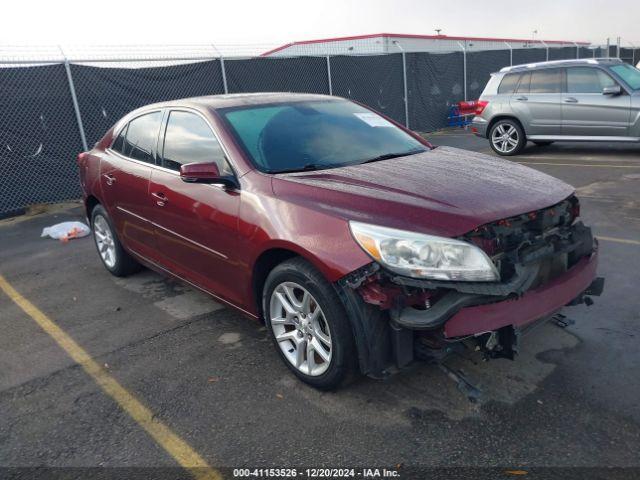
[263,257,358,390]
[91,204,141,277]
[489,119,526,156]
[533,141,554,147]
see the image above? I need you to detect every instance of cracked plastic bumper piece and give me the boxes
[391,248,600,338]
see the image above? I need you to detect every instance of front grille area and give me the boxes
[463,196,583,285]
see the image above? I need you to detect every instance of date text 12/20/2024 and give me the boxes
[232,468,401,478]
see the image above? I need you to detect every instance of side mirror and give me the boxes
[603,85,622,96]
[179,162,237,188]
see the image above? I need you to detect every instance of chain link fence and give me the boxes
[1,44,639,216]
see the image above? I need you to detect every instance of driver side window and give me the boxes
[161,111,232,175]
[566,67,617,94]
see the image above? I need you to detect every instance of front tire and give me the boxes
[91,204,141,277]
[489,119,526,156]
[263,258,358,390]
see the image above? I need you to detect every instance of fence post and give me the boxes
[220,57,229,94]
[457,41,467,102]
[59,46,88,152]
[392,41,410,128]
[401,51,409,127]
[540,41,549,61]
[504,42,513,66]
[212,44,228,94]
[326,56,333,95]
[573,42,580,59]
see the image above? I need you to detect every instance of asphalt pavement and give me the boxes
[1,131,639,477]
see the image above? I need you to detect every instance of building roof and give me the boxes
[261,33,590,56]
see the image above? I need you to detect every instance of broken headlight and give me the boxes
[349,221,500,281]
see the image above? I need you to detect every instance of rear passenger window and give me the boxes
[567,67,617,93]
[498,73,521,94]
[516,72,531,93]
[122,112,162,164]
[161,111,232,175]
[111,125,127,154]
[529,69,562,94]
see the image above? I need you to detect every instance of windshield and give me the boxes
[610,64,640,90]
[219,100,427,173]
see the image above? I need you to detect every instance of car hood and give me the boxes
[272,146,575,237]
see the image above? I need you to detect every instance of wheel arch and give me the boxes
[85,195,101,220]
[487,115,527,139]
[252,247,318,322]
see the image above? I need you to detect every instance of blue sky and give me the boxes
[3,0,637,47]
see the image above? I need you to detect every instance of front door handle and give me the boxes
[102,173,116,186]
[515,96,528,101]
[564,97,579,103]
[151,192,168,207]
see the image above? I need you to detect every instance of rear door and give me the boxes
[562,66,631,137]
[100,111,162,261]
[510,68,563,136]
[149,109,243,305]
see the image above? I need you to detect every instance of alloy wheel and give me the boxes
[491,123,519,154]
[93,215,116,268]
[269,282,332,376]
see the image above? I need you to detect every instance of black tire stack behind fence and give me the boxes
[1,45,639,215]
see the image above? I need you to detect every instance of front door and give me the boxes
[562,67,631,137]
[99,111,162,260]
[149,109,243,306]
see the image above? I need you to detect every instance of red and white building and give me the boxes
[262,33,591,57]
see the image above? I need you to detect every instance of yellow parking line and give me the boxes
[516,161,640,169]
[598,236,640,246]
[0,274,222,480]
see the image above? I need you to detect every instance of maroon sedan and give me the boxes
[77,93,603,389]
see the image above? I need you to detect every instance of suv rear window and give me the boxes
[498,73,521,94]
[529,68,562,93]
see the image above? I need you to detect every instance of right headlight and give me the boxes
[349,221,499,282]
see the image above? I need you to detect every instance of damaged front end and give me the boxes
[337,196,604,378]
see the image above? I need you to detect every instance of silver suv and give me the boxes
[472,58,640,155]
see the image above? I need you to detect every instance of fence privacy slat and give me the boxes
[1,46,639,214]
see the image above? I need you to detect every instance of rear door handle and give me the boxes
[515,96,528,101]
[102,173,116,186]
[151,192,168,207]
[564,97,579,103]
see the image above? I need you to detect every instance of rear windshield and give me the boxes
[610,64,640,90]
[219,100,427,173]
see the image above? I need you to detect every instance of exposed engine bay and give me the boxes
[337,196,604,378]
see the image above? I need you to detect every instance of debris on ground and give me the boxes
[41,221,90,242]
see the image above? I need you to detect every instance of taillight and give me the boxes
[475,101,489,115]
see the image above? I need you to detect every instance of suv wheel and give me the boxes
[263,258,357,390]
[489,120,526,156]
[91,204,141,277]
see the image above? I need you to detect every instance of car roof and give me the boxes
[498,57,624,74]
[134,92,337,113]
